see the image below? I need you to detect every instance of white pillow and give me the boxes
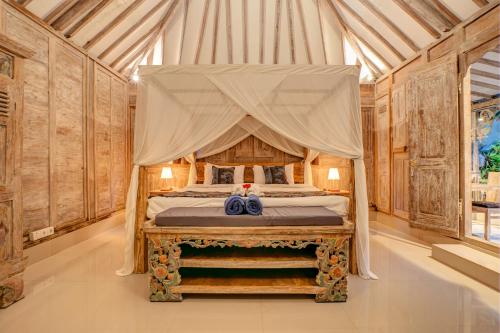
[253,163,295,184]
[253,165,265,184]
[204,163,245,184]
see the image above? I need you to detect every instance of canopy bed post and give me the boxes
[349,160,358,275]
[134,166,149,273]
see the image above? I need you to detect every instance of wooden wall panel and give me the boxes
[375,96,391,213]
[111,78,127,211]
[51,42,86,227]
[94,67,112,217]
[362,106,375,205]
[391,84,408,150]
[3,10,51,234]
[464,6,500,43]
[393,152,409,219]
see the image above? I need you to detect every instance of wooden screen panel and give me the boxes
[51,43,86,227]
[4,10,51,233]
[0,198,13,261]
[111,78,127,211]
[408,54,459,237]
[94,67,112,217]
[361,106,375,205]
[391,84,408,150]
[393,152,409,219]
[375,96,391,213]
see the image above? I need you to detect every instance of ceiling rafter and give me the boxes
[112,25,158,69]
[472,0,489,7]
[17,0,33,6]
[211,0,221,64]
[44,0,80,25]
[98,0,170,60]
[83,0,146,50]
[286,0,296,64]
[477,58,500,67]
[179,0,190,64]
[425,0,461,26]
[472,91,493,98]
[471,80,500,91]
[315,0,327,64]
[336,0,405,62]
[51,0,102,31]
[471,69,500,80]
[194,0,210,64]
[392,0,441,39]
[225,0,233,64]
[259,0,266,64]
[357,0,419,52]
[242,0,248,63]
[405,0,455,32]
[64,0,113,38]
[273,0,282,64]
[325,0,380,78]
[121,0,180,74]
[296,0,312,64]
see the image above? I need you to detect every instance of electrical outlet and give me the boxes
[29,226,54,241]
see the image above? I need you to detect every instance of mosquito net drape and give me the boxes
[116,65,376,280]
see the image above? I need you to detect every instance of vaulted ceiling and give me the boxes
[13,0,491,81]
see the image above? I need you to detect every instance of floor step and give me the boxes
[432,244,500,291]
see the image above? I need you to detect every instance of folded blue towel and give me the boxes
[245,194,263,215]
[224,195,246,215]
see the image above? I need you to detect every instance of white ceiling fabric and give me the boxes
[117,64,376,280]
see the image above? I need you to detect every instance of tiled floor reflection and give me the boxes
[0,215,499,333]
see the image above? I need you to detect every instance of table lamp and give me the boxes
[328,167,340,192]
[160,166,173,191]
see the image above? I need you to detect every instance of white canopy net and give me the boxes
[117,65,376,279]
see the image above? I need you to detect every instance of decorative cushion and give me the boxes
[212,166,235,184]
[263,166,288,184]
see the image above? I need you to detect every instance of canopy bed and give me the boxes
[117,65,377,302]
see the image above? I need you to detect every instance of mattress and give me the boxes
[155,206,344,227]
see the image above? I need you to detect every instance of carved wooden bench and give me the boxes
[143,221,354,302]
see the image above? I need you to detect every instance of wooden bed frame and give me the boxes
[132,153,359,301]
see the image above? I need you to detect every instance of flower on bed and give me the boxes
[242,183,251,189]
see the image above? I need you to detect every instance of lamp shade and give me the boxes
[160,166,173,179]
[328,168,340,180]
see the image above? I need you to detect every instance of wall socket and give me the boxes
[29,226,54,241]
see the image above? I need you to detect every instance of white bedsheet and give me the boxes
[147,184,349,219]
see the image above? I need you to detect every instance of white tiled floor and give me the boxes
[1,216,499,333]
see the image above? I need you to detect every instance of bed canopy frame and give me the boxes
[118,64,376,280]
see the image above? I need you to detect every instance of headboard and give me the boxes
[197,135,305,183]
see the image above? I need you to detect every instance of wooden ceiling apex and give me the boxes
[83,0,146,50]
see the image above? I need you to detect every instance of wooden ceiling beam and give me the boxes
[64,0,113,38]
[471,80,499,91]
[52,0,102,31]
[286,0,295,64]
[477,58,500,67]
[358,0,419,52]
[273,0,281,64]
[194,0,210,64]
[315,0,327,64]
[337,0,405,62]
[212,0,221,64]
[472,90,493,98]
[120,0,180,73]
[392,0,441,38]
[112,25,158,69]
[83,0,146,50]
[325,0,379,78]
[259,0,266,64]
[17,0,33,6]
[179,0,190,64]
[472,0,489,7]
[44,0,80,25]
[471,69,500,80]
[425,0,461,26]
[296,0,312,64]
[98,0,170,60]
[225,0,233,64]
[242,0,249,63]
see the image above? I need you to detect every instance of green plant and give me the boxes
[481,142,500,179]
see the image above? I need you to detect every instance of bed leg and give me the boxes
[148,238,183,302]
[314,237,349,302]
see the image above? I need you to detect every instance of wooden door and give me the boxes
[391,83,410,219]
[375,96,391,214]
[407,54,460,237]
